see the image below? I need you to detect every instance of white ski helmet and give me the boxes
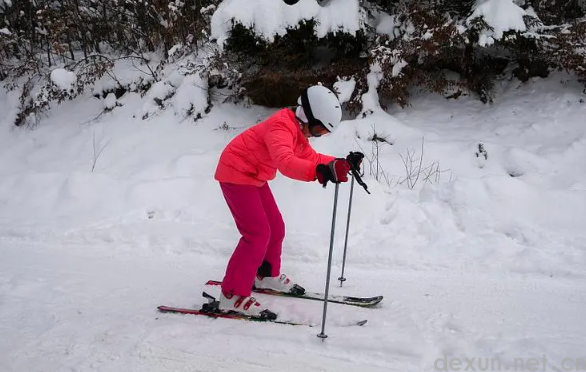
[296,85,342,134]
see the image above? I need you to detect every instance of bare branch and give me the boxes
[92,131,110,172]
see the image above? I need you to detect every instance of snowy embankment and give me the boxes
[0,75,585,371]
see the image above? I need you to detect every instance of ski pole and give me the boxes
[338,175,355,286]
[317,182,340,340]
[338,153,370,286]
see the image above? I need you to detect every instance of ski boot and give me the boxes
[216,291,277,320]
[254,274,306,296]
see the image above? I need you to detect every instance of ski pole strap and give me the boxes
[350,167,370,194]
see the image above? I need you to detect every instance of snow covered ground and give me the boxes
[1,74,585,372]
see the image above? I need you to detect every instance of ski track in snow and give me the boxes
[0,75,585,371]
[1,242,584,372]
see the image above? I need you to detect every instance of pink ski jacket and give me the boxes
[214,108,335,186]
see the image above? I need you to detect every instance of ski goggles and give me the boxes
[309,123,330,137]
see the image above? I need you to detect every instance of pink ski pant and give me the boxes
[219,182,285,296]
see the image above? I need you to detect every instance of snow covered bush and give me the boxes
[549,18,586,86]
[13,57,112,126]
[2,0,586,125]
[371,3,469,107]
[368,0,582,106]
[1,0,219,126]
[0,28,13,81]
[530,0,585,23]
[215,18,367,108]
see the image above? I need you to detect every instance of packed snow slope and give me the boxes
[0,75,585,372]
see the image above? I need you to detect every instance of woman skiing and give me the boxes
[214,85,363,319]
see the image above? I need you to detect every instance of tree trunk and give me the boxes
[46,37,53,67]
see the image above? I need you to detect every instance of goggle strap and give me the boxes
[300,88,324,129]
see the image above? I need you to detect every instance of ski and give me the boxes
[205,280,383,308]
[157,305,323,326]
[158,292,368,327]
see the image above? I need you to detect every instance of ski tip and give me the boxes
[364,296,383,307]
[357,319,368,326]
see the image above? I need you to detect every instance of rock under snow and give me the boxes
[50,68,77,91]
[104,93,117,110]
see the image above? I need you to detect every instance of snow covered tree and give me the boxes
[2,0,220,126]
[2,0,585,125]
[217,18,367,107]
[529,0,585,23]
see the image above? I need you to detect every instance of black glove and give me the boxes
[316,159,351,187]
[346,151,364,171]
